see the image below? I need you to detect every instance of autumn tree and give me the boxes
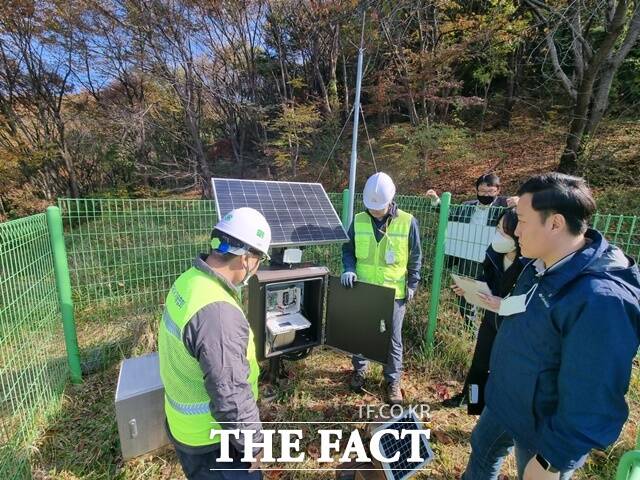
[0,0,82,197]
[524,0,640,173]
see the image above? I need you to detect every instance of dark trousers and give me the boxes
[462,407,580,479]
[174,445,263,480]
[463,311,500,415]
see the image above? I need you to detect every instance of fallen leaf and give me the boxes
[307,444,321,459]
[431,430,454,445]
[434,383,450,400]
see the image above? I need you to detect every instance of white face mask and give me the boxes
[239,256,259,287]
[498,283,539,316]
[491,231,516,253]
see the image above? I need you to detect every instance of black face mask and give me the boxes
[477,195,496,205]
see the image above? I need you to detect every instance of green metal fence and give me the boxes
[54,194,640,381]
[0,214,68,479]
[1,193,639,478]
[57,198,219,371]
[421,204,640,376]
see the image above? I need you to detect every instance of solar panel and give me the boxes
[373,410,434,480]
[211,178,349,247]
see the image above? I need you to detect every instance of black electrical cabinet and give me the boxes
[248,264,396,364]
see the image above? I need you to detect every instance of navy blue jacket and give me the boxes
[486,229,640,470]
[342,202,422,290]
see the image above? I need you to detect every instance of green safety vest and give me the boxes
[354,209,412,299]
[158,266,260,446]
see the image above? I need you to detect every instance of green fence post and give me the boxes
[341,188,350,228]
[46,206,82,383]
[425,192,451,351]
[615,450,640,480]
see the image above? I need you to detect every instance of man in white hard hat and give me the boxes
[158,207,270,479]
[341,172,422,403]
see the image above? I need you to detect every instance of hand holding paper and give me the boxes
[477,292,502,312]
[450,273,500,313]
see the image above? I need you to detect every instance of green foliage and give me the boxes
[387,122,473,180]
[595,188,640,216]
[264,102,321,175]
[577,120,640,199]
[0,0,638,219]
[611,49,640,115]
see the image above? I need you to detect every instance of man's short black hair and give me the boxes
[517,173,596,236]
[476,173,501,189]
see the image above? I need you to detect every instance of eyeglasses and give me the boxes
[250,251,268,263]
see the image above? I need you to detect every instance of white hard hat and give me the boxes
[214,207,271,258]
[363,172,396,210]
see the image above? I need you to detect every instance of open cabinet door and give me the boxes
[325,276,395,364]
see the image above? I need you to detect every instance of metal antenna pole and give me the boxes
[347,9,366,228]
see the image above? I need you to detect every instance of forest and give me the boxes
[1,0,640,218]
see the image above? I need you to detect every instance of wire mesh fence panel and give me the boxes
[58,198,218,371]
[303,192,345,274]
[0,193,636,479]
[55,195,640,374]
[420,202,640,373]
[0,214,68,479]
[593,213,640,260]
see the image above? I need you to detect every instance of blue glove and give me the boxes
[406,287,416,302]
[341,272,357,288]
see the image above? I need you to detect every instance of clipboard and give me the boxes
[450,273,499,313]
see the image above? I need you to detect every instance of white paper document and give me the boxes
[451,273,499,313]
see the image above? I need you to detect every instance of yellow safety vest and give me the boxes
[354,209,412,299]
[158,266,259,446]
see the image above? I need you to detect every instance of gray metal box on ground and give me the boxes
[115,352,170,460]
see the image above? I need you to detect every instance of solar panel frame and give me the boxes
[372,410,434,480]
[211,178,349,248]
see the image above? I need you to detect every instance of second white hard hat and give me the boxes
[213,207,271,258]
[363,172,396,210]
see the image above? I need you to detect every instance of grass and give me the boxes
[5,145,640,478]
[27,285,640,479]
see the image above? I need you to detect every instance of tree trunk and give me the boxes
[479,79,492,132]
[230,125,247,178]
[328,25,340,113]
[314,59,332,115]
[500,49,519,128]
[406,94,420,126]
[584,64,616,136]
[185,107,211,195]
[559,76,594,174]
[273,23,289,102]
[60,146,80,197]
[558,0,631,173]
[341,52,349,120]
